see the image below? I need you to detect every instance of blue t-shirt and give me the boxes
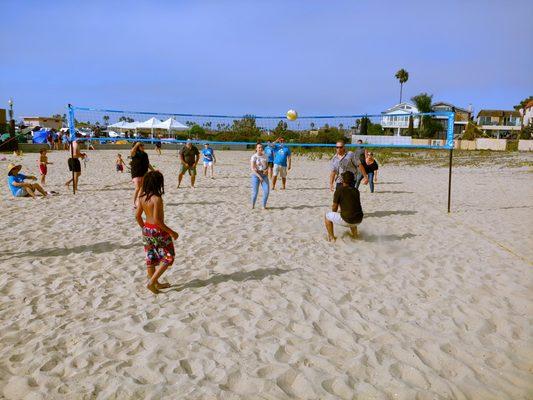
[264,145,275,162]
[8,173,26,196]
[273,145,291,167]
[202,148,214,162]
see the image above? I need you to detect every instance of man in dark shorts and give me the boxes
[178,140,200,188]
[155,138,162,155]
[65,134,86,192]
[354,139,367,189]
[324,171,363,241]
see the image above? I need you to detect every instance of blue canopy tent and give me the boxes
[32,129,50,144]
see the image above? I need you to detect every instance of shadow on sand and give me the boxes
[364,210,417,218]
[169,267,290,292]
[268,204,327,210]
[376,190,414,194]
[1,241,139,259]
[363,233,417,242]
[166,201,225,206]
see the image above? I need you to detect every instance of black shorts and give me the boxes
[268,162,274,168]
[155,142,162,148]
[68,158,81,173]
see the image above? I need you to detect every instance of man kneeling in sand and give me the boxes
[7,163,47,198]
[324,171,363,241]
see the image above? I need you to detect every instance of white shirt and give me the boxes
[251,153,268,173]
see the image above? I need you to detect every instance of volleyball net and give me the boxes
[67,105,454,149]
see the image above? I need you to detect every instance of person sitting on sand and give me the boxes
[324,171,363,241]
[363,151,379,193]
[38,148,53,185]
[65,134,87,193]
[116,153,126,173]
[178,140,200,188]
[250,143,270,209]
[135,171,179,294]
[7,163,47,198]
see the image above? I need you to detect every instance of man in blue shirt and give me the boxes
[201,143,216,178]
[272,137,292,190]
[263,140,275,180]
[7,163,47,198]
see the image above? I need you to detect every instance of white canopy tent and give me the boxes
[156,118,188,132]
[107,121,128,129]
[137,118,163,138]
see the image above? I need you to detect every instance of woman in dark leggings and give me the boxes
[130,142,153,207]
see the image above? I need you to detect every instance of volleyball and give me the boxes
[286,109,298,121]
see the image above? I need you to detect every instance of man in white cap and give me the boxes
[7,163,47,198]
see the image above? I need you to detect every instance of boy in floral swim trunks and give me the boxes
[135,170,179,294]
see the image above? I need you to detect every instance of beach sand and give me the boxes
[0,149,532,399]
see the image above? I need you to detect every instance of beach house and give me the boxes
[23,116,62,130]
[431,102,473,138]
[476,109,522,138]
[380,103,419,136]
[521,100,533,126]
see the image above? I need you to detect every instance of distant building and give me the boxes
[0,109,6,133]
[476,110,521,138]
[431,102,473,138]
[23,116,62,130]
[521,100,533,126]
[380,103,420,136]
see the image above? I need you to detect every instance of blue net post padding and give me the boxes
[68,104,76,142]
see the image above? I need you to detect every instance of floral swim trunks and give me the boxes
[142,223,175,267]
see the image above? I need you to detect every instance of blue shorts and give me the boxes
[14,188,28,197]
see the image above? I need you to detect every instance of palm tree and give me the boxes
[411,93,433,137]
[103,115,110,126]
[395,69,409,103]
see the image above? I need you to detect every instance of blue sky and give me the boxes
[1,0,532,118]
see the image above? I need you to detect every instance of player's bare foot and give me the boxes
[156,282,171,289]
[147,282,160,294]
[327,235,337,242]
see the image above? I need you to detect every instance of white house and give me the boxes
[521,100,533,126]
[381,103,419,136]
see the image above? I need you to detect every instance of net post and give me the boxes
[446,112,455,213]
[67,104,76,195]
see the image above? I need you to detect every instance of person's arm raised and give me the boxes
[130,142,141,157]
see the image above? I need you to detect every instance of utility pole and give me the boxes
[8,98,15,137]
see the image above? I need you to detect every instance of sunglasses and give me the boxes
[336,146,344,149]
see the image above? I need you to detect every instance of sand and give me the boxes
[0,148,532,399]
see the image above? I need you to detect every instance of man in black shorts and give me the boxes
[65,134,86,192]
